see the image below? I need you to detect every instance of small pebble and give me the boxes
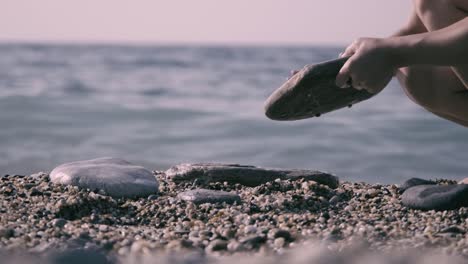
[274,237,285,248]
[51,218,67,228]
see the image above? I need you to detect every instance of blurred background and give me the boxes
[1,0,467,183]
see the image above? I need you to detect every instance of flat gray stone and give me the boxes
[165,163,339,188]
[177,189,241,204]
[401,184,468,211]
[264,57,375,121]
[399,177,436,193]
[50,157,158,198]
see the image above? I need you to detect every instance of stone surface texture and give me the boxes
[165,163,339,188]
[264,57,375,121]
[177,189,241,204]
[401,184,468,210]
[399,177,436,193]
[50,157,158,198]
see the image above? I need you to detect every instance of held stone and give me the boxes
[264,57,375,121]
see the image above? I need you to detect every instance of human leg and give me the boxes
[395,0,468,126]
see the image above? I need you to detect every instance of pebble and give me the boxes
[273,230,293,242]
[50,157,159,198]
[177,189,241,204]
[227,241,242,252]
[239,235,267,249]
[1,172,468,260]
[0,228,14,239]
[129,240,150,254]
[329,195,341,204]
[206,239,228,252]
[274,237,286,248]
[51,218,67,228]
[29,187,43,196]
[439,226,465,234]
[98,225,109,232]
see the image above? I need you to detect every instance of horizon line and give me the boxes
[0,38,347,48]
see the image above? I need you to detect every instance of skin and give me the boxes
[335,0,468,127]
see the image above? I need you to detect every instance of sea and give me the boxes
[1,43,467,184]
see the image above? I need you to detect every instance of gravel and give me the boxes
[0,172,467,263]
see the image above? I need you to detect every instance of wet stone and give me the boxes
[401,184,468,211]
[50,157,159,198]
[165,163,339,188]
[177,189,241,204]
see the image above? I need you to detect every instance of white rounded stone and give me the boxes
[50,157,158,198]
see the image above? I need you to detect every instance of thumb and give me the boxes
[335,63,351,88]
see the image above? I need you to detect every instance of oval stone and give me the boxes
[401,184,468,211]
[264,57,375,121]
[399,178,436,194]
[50,157,158,198]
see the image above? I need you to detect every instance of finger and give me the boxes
[363,83,381,94]
[336,63,351,88]
[341,47,356,58]
[353,82,364,90]
[341,42,358,58]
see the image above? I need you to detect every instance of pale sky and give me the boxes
[1,0,412,45]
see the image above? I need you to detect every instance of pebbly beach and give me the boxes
[1,158,467,263]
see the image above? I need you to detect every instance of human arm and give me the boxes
[336,16,468,93]
[391,9,427,37]
[390,17,468,66]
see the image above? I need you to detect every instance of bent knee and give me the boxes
[413,0,458,14]
[398,67,441,111]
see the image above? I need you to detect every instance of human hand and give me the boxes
[336,38,398,94]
